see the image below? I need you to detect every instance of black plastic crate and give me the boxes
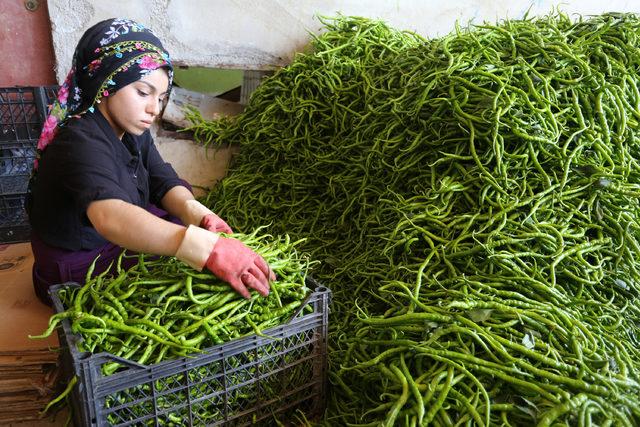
[0,192,31,243]
[0,86,59,243]
[0,86,58,141]
[51,278,330,426]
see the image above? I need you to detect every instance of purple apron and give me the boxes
[31,204,182,306]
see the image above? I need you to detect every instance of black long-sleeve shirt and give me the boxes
[27,109,185,251]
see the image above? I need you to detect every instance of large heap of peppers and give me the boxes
[186,12,640,426]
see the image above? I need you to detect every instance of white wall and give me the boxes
[48,0,640,82]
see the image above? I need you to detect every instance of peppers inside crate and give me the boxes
[50,278,330,426]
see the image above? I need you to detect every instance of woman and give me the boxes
[27,18,273,305]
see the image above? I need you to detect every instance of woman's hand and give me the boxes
[175,225,275,299]
[204,237,274,298]
[200,213,233,234]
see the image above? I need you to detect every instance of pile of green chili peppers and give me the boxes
[35,228,315,376]
[185,12,640,426]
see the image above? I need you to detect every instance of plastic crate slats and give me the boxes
[0,85,60,243]
[51,278,330,426]
[0,88,38,141]
[0,175,30,195]
[0,152,36,178]
[34,86,58,124]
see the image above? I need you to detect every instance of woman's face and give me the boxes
[98,68,170,139]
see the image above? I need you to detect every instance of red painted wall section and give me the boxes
[0,0,57,86]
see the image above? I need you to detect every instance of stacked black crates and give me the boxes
[0,86,58,243]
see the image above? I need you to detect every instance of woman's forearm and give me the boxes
[159,185,195,223]
[87,198,185,255]
[161,185,221,227]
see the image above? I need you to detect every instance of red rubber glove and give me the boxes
[204,237,276,299]
[200,213,233,234]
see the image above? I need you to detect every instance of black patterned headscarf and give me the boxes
[35,18,173,169]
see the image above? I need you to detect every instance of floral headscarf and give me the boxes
[34,18,173,170]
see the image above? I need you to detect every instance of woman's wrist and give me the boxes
[182,199,214,226]
[175,225,220,270]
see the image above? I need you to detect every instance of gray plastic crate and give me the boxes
[50,278,330,426]
[0,86,59,243]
